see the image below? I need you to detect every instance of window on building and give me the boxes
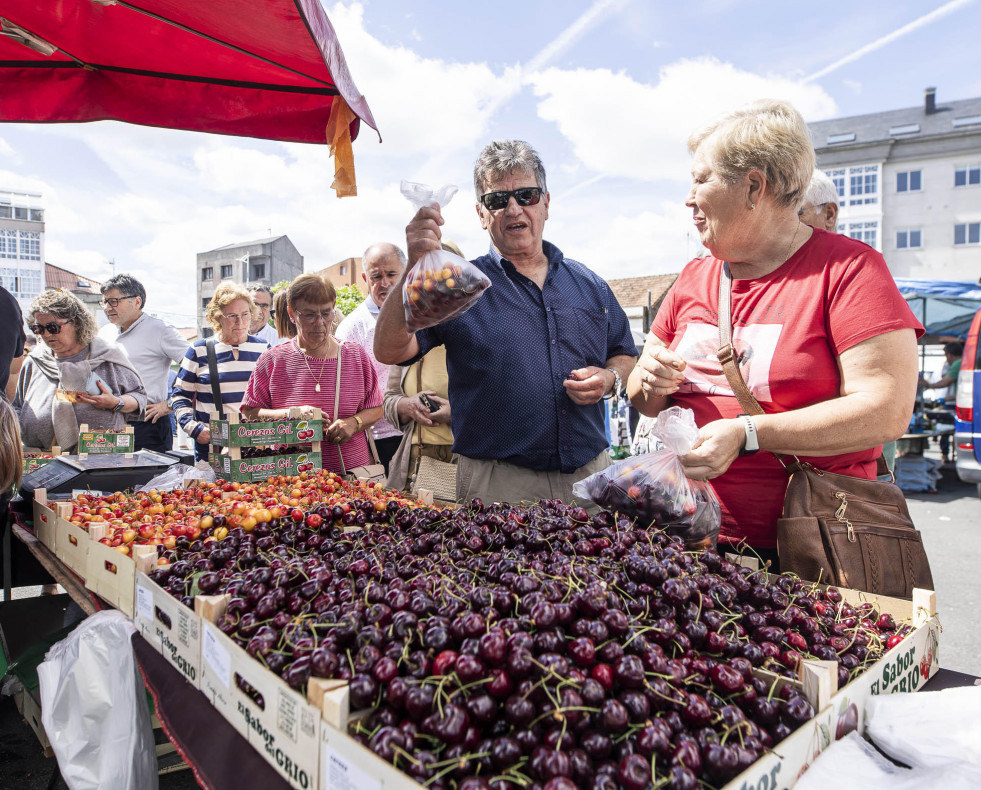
[18,231,40,260]
[201,267,213,281]
[827,132,856,144]
[896,228,922,249]
[220,264,233,279]
[847,165,879,205]
[826,169,846,200]
[954,165,981,187]
[896,170,922,192]
[0,230,15,259]
[846,221,878,249]
[340,264,347,276]
[202,327,214,339]
[954,222,981,245]
[202,297,210,310]
[0,205,10,219]
[29,208,43,222]
[13,207,27,220]
[251,263,265,280]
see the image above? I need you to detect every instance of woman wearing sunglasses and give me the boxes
[12,289,146,452]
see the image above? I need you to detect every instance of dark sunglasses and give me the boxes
[29,320,70,336]
[479,187,544,211]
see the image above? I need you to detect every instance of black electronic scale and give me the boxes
[18,449,193,501]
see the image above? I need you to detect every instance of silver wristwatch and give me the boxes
[603,368,622,400]
[112,397,125,413]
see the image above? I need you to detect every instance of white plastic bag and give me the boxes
[796,732,981,790]
[866,687,981,771]
[37,611,159,790]
[400,180,491,332]
[573,406,720,547]
[134,462,213,493]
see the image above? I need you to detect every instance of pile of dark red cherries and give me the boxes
[149,498,907,790]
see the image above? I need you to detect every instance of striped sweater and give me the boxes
[169,336,270,440]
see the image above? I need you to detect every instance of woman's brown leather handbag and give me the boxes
[716,263,933,599]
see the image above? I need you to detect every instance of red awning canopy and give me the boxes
[0,1,378,192]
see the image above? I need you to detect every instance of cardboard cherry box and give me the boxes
[209,409,323,447]
[76,424,135,454]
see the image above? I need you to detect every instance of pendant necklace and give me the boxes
[297,339,330,392]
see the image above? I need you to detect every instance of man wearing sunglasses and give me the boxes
[375,139,636,507]
[98,273,190,452]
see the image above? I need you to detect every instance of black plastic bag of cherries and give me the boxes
[400,180,491,333]
[574,406,721,548]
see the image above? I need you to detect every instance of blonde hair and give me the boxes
[273,289,296,339]
[688,99,815,208]
[28,289,98,346]
[0,400,23,492]
[204,281,258,333]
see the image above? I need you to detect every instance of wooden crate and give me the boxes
[209,409,323,447]
[54,518,92,579]
[718,588,939,790]
[22,445,62,474]
[198,616,321,790]
[135,571,202,688]
[76,424,135,454]
[31,488,71,552]
[82,526,154,616]
[14,686,53,758]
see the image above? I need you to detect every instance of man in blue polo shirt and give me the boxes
[375,139,636,505]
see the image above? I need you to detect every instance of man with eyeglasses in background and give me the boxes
[98,273,190,452]
[798,170,840,233]
[247,284,286,347]
[375,139,636,506]
[335,243,406,473]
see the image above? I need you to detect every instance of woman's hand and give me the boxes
[679,418,745,481]
[428,394,451,425]
[75,380,120,411]
[196,428,212,445]
[292,405,319,421]
[326,416,358,444]
[634,340,687,398]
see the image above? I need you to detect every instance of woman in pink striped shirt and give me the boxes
[241,274,383,473]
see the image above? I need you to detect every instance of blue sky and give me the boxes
[2,0,980,327]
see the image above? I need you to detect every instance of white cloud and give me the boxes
[529,57,838,182]
[326,3,516,162]
[0,137,18,163]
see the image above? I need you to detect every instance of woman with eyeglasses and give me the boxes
[170,281,270,461]
[12,289,147,452]
[241,273,383,474]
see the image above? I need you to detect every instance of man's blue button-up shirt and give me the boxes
[412,241,636,473]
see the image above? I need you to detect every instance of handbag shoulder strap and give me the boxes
[716,262,765,417]
[334,344,345,477]
[334,343,381,473]
[205,339,225,420]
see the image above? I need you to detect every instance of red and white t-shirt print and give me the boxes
[673,321,783,403]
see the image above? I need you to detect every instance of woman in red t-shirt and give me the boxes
[241,274,383,474]
[627,100,922,564]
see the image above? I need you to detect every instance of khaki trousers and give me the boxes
[455,451,610,508]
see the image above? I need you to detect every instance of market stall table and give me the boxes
[8,518,291,790]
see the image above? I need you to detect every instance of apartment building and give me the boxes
[809,88,981,281]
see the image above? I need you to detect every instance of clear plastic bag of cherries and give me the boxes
[400,180,491,333]
[574,406,721,548]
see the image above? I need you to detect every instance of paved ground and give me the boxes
[0,446,977,788]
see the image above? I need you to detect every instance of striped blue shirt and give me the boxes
[169,336,269,440]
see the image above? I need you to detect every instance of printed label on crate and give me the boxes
[212,451,322,482]
[322,743,381,790]
[22,455,56,473]
[203,627,231,688]
[238,697,318,790]
[209,418,322,447]
[136,583,153,621]
[77,431,134,454]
